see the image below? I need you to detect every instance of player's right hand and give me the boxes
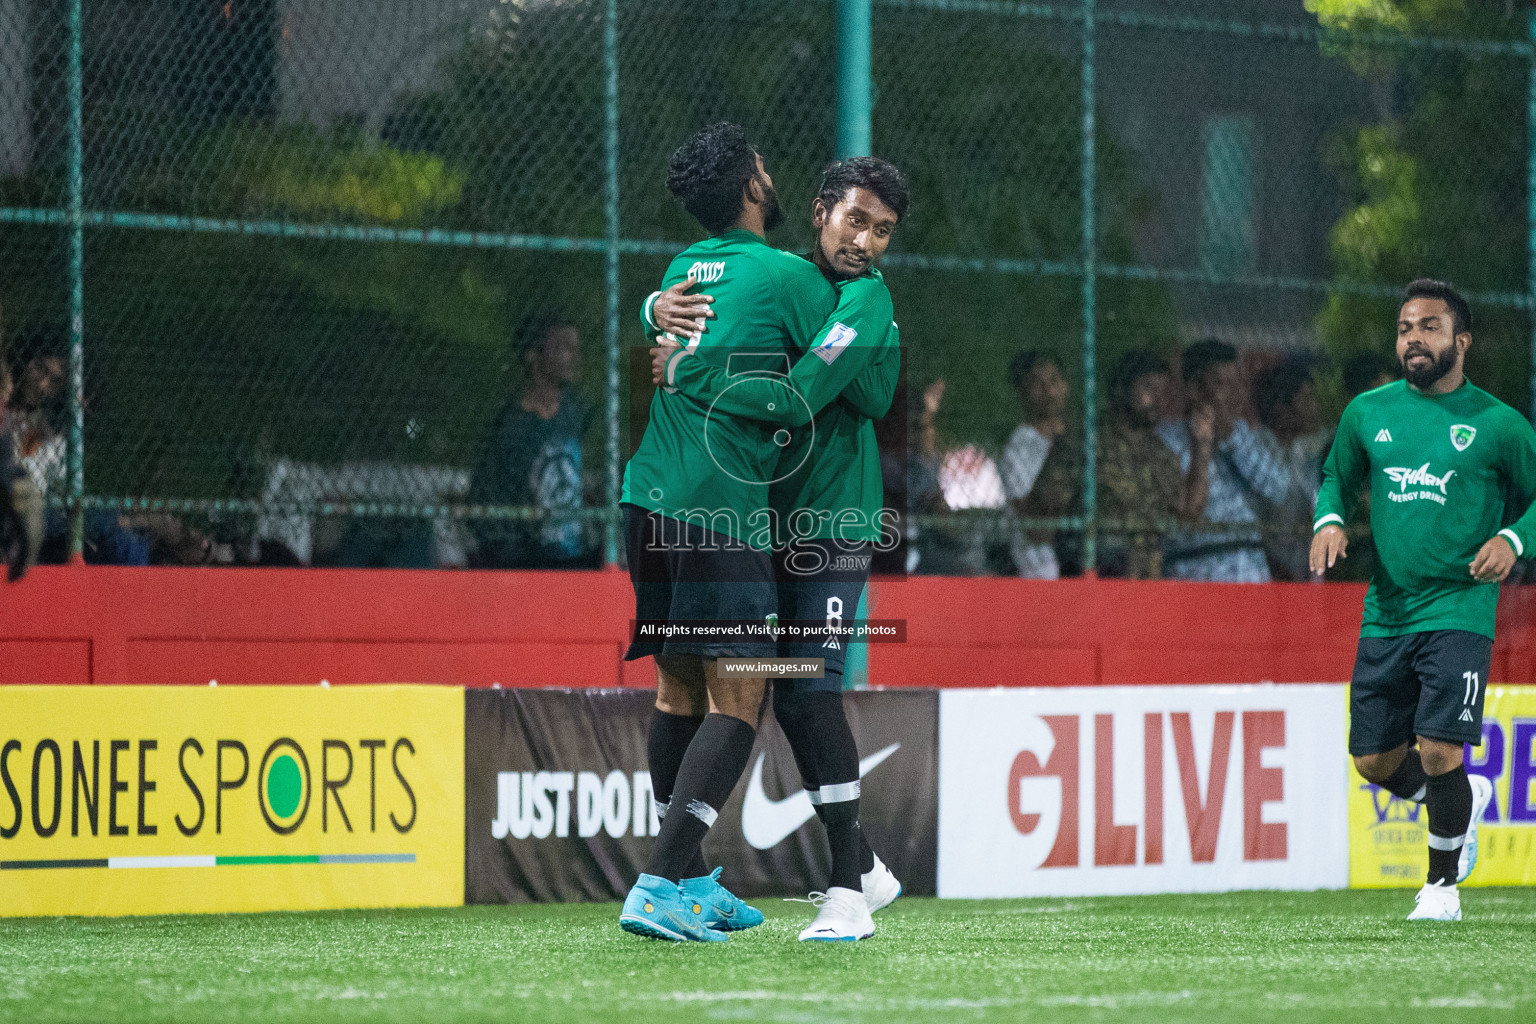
[652,277,714,341]
[1309,524,1347,576]
[649,337,683,386]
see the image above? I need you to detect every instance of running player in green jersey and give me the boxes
[620,123,854,944]
[648,158,908,941]
[1311,278,1536,922]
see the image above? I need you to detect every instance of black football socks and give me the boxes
[775,689,872,891]
[1424,765,1473,885]
[645,713,756,883]
[646,708,707,877]
[1378,746,1429,803]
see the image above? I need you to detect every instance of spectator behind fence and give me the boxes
[905,378,1002,575]
[1343,349,1399,400]
[1096,349,1183,579]
[0,358,38,579]
[999,350,1074,578]
[1254,354,1331,581]
[1325,350,1402,583]
[468,311,596,569]
[1157,339,1290,582]
[3,349,149,565]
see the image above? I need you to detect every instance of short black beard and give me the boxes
[1401,345,1457,389]
[760,180,785,232]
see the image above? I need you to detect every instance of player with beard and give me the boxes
[648,157,909,941]
[619,126,900,943]
[1311,278,1536,921]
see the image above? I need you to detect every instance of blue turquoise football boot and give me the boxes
[619,873,728,942]
[681,867,764,932]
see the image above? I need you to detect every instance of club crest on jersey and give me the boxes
[1449,424,1476,452]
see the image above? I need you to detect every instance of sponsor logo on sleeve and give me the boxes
[812,323,858,365]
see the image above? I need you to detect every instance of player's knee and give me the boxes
[655,660,708,717]
[1352,751,1398,784]
[1418,739,1464,777]
[706,673,765,724]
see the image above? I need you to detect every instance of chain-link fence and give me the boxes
[0,0,1531,574]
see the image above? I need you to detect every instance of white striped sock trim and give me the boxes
[654,800,669,820]
[1313,513,1345,532]
[685,799,718,827]
[1498,528,1524,557]
[1410,784,1426,803]
[642,291,660,331]
[815,781,861,804]
[665,346,690,388]
[1427,833,1466,851]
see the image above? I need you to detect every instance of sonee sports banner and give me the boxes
[0,686,463,916]
[1350,684,1536,888]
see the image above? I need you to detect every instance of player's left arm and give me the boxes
[1470,413,1536,582]
[836,322,900,420]
[653,277,894,426]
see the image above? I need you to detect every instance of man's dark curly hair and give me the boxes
[1402,277,1473,335]
[815,157,910,222]
[666,122,761,235]
[1181,337,1238,384]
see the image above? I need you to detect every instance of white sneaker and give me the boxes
[797,886,875,942]
[1406,881,1461,921]
[862,852,902,914]
[1458,774,1494,884]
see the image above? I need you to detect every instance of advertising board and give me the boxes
[0,685,463,916]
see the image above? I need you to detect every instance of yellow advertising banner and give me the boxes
[0,685,463,916]
[1349,685,1536,888]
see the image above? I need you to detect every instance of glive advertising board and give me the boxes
[938,686,1349,897]
[1351,684,1536,888]
[0,686,463,916]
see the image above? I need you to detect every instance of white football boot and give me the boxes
[1458,774,1494,884]
[1406,881,1461,921]
[797,887,875,942]
[862,852,902,914]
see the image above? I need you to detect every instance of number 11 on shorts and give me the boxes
[1462,670,1480,706]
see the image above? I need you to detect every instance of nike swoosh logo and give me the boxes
[740,742,899,851]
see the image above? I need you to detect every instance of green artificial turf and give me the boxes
[1,890,1534,1023]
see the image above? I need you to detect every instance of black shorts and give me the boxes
[622,503,777,660]
[1349,629,1492,755]
[772,539,872,693]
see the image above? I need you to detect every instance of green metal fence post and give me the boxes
[836,0,872,158]
[1080,0,1098,574]
[603,0,621,566]
[65,0,84,562]
[1529,3,1536,424]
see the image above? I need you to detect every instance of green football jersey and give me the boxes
[620,230,837,545]
[661,271,900,543]
[1314,379,1536,639]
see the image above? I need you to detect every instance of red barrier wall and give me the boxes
[1,566,1532,686]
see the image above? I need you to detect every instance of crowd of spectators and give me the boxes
[903,335,1532,584]
[2,308,603,572]
[3,301,1527,580]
